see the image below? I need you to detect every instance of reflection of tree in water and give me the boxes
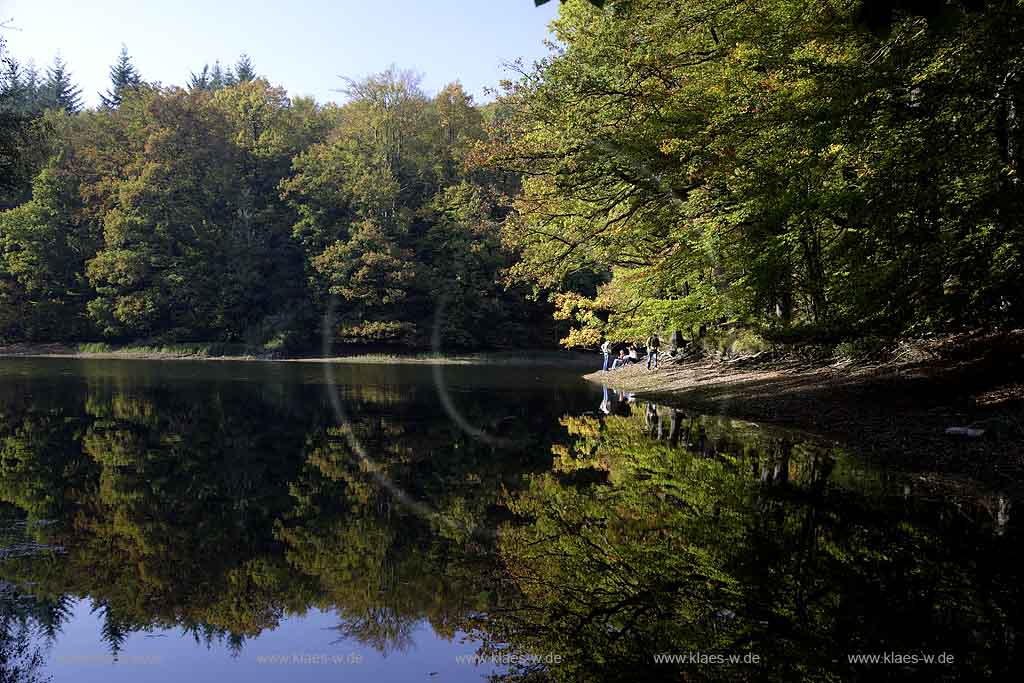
[1,519,59,683]
[0,614,49,683]
[183,623,246,657]
[332,606,416,656]
[0,373,580,659]
[471,403,1024,682]
[90,600,140,660]
[2,374,1021,681]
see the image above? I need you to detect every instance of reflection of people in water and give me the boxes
[598,386,635,417]
[614,391,632,416]
[760,438,791,484]
[668,409,684,447]
[645,403,659,438]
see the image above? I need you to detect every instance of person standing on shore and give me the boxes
[601,338,612,372]
[646,333,660,370]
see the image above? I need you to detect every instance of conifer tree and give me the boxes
[99,45,141,109]
[188,64,211,91]
[21,61,43,113]
[0,57,26,111]
[209,60,228,89]
[233,54,256,83]
[44,55,83,113]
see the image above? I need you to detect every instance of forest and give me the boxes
[0,44,551,350]
[2,0,1024,352]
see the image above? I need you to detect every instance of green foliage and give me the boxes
[12,0,1019,350]
[699,327,772,359]
[75,342,111,353]
[0,163,94,340]
[43,56,83,114]
[74,341,256,356]
[498,0,1024,347]
[232,54,257,83]
[99,45,141,109]
[84,87,250,339]
[1,42,52,212]
[0,39,556,350]
[534,0,605,7]
[282,68,553,348]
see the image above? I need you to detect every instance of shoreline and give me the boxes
[0,343,596,367]
[584,345,1024,485]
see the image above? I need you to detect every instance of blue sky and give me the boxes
[1,0,560,107]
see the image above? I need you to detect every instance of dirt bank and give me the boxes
[586,332,1024,484]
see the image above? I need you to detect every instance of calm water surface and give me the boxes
[0,358,1019,682]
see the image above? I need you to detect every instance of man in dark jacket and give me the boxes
[646,333,660,370]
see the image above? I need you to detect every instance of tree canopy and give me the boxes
[99,45,141,109]
[3,1,1024,351]
[0,47,558,350]
[493,0,1024,347]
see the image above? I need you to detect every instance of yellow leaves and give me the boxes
[112,291,160,329]
[730,41,764,65]
[336,320,418,344]
[553,291,595,320]
[659,138,684,155]
[211,80,292,156]
[561,326,603,349]
[552,292,605,348]
[85,247,148,288]
[791,37,859,67]
[823,143,846,163]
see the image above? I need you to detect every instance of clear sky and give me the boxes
[0,0,560,107]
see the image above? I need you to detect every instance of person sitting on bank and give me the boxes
[612,349,629,369]
[646,333,661,370]
[628,344,640,364]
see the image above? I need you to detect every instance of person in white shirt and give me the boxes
[628,344,639,363]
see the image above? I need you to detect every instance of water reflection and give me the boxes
[0,363,1020,681]
[475,387,1020,681]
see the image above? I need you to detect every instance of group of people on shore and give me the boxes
[600,333,661,372]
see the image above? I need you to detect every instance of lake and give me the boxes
[0,358,1019,682]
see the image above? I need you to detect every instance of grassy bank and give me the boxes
[0,342,596,366]
[587,331,1024,483]
[75,341,259,358]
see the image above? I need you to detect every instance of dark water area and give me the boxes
[0,358,1019,682]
